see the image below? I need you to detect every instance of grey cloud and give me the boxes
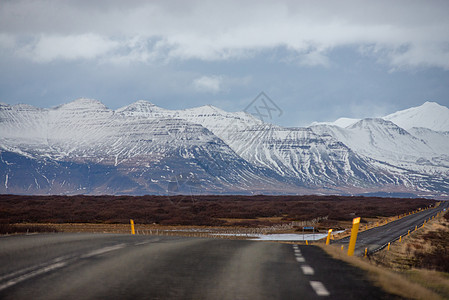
[1,0,449,68]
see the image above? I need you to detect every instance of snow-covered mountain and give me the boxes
[310,118,449,175]
[311,101,449,132]
[1,99,448,197]
[383,101,449,132]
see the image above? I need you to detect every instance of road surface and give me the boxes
[336,201,449,255]
[0,233,391,299]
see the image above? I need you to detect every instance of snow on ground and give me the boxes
[215,231,345,241]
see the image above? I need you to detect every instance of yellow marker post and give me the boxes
[415,225,417,231]
[399,235,402,242]
[325,229,333,245]
[130,219,135,235]
[341,245,344,251]
[387,242,390,251]
[364,248,368,257]
[347,217,360,256]
[407,230,410,236]
[306,240,308,245]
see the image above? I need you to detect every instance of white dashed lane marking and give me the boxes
[292,245,330,297]
[310,281,330,296]
[295,256,306,262]
[301,265,315,275]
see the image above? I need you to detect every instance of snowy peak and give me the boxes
[116,100,169,117]
[383,101,449,132]
[54,98,109,111]
[348,118,409,135]
[310,101,449,132]
[311,117,360,128]
[117,100,157,112]
[182,104,228,116]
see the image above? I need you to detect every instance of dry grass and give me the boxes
[0,222,58,235]
[12,223,274,239]
[404,269,449,299]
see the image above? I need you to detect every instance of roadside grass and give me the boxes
[10,223,268,239]
[404,269,449,299]
[0,222,58,235]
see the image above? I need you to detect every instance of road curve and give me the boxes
[336,201,449,255]
[0,233,392,299]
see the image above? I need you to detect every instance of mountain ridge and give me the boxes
[1,99,448,197]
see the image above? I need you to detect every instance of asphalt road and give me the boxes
[0,233,392,299]
[336,201,449,255]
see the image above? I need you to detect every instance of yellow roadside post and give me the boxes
[415,225,417,231]
[130,219,135,235]
[408,230,410,236]
[325,229,333,245]
[347,217,361,256]
[399,235,402,242]
[341,245,344,251]
[387,242,390,251]
[306,240,308,245]
[364,248,368,258]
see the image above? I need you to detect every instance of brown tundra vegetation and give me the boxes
[0,194,436,227]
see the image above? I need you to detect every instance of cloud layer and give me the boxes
[1,0,449,69]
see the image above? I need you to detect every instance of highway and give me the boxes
[1,201,446,299]
[336,201,449,255]
[0,233,391,299]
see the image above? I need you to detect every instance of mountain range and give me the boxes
[1,99,448,198]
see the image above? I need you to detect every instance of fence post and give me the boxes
[347,217,360,256]
[130,219,135,235]
[325,229,332,245]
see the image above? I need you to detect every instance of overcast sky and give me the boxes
[1,0,449,126]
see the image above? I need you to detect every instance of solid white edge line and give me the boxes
[310,281,330,296]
